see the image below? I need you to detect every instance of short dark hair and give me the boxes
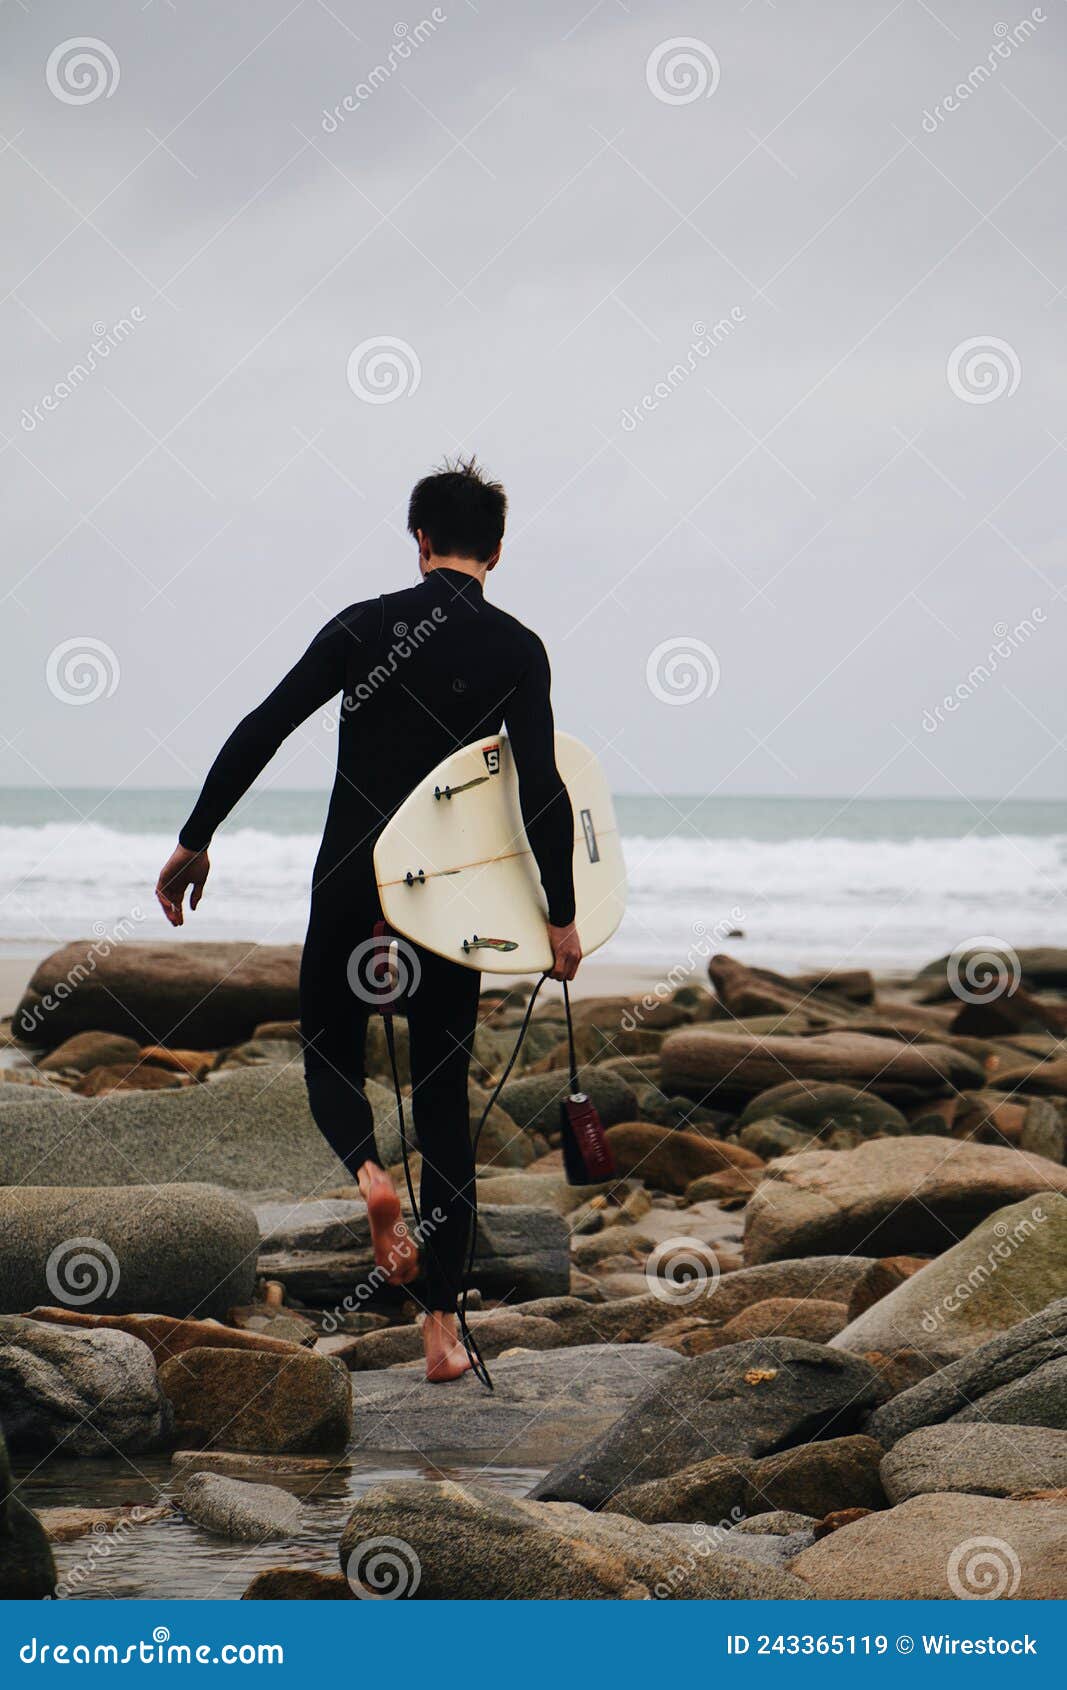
[407,456,507,563]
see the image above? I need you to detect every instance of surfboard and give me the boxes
[372,731,626,973]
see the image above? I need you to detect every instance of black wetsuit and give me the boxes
[180,567,575,1310]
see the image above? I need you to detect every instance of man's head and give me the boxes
[408,456,507,575]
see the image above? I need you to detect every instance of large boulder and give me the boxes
[660,1028,984,1107]
[832,1194,1067,1360]
[180,1473,302,1542]
[880,1424,1067,1503]
[22,1308,306,1362]
[867,1300,1067,1447]
[497,1066,638,1135]
[348,1344,682,1458]
[338,1480,812,1599]
[0,1316,170,1456]
[917,945,1067,992]
[604,1123,762,1194]
[255,1198,570,1305]
[15,940,301,1050]
[744,1137,1067,1264]
[788,1493,1066,1598]
[615,1434,886,1524]
[0,1184,258,1318]
[0,1423,55,1596]
[531,1339,881,1508]
[157,1347,350,1453]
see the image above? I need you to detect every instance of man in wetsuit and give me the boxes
[156,459,581,1381]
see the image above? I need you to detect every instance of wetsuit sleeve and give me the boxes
[504,635,576,927]
[178,613,357,851]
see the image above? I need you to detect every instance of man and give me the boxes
[156,458,581,1382]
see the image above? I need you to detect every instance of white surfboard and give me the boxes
[373,731,626,973]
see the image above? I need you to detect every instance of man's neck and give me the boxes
[421,554,487,587]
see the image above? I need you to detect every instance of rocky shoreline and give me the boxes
[1,938,1065,1601]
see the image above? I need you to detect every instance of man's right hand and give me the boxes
[547,919,582,983]
[156,844,210,928]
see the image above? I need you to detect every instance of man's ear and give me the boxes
[416,528,432,566]
[485,546,501,573]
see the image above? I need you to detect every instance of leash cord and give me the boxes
[382,970,557,1391]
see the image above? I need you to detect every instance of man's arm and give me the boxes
[157,608,366,925]
[504,635,580,981]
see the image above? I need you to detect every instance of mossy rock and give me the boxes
[739,1081,909,1139]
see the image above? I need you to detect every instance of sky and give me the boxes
[2,0,1064,803]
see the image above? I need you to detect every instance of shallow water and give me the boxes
[20,1451,546,1601]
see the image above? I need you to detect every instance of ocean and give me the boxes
[0,788,1061,978]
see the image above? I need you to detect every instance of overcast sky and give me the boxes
[2,0,1064,803]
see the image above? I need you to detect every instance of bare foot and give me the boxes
[423,1311,473,1383]
[357,1162,419,1286]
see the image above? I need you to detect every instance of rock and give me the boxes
[24,1308,306,1362]
[737,1119,816,1159]
[256,1198,570,1305]
[845,1257,929,1321]
[157,1347,350,1453]
[243,1568,353,1599]
[916,946,1067,992]
[498,1066,638,1135]
[171,1450,347,1496]
[0,1184,258,1317]
[15,940,301,1050]
[338,1480,812,1599]
[788,1492,1067,1598]
[744,1137,1067,1264]
[74,1063,189,1096]
[615,1433,885,1525]
[531,1339,881,1508]
[708,955,857,1025]
[180,1473,303,1541]
[1021,1099,1066,1163]
[0,1315,170,1456]
[717,1524,816,1566]
[0,1065,350,1189]
[604,1123,762,1194]
[0,1423,55,1596]
[140,1045,217,1080]
[739,1081,910,1139]
[474,1171,607,1213]
[38,1031,142,1074]
[880,1424,1067,1503]
[661,1028,984,1107]
[832,1195,1067,1359]
[717,1297,849,1346]
[732,1509,819,1534]
[350,1344,682,1456]
[39,1502,171,1542]
[867,1299,1067,1446]
[993,1056,1067,1097]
